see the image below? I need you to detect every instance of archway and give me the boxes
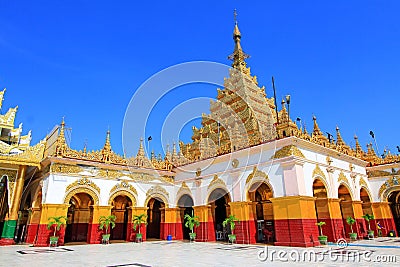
[338,184,356,237]
[0,175,9,236]
[177,194,194,240]
[16,192,32,243]
[388,190,400,235]
[248,182,274,243]
[313,179,332,240]
[146,198,165,239]
[110,195,133,241]
[207,188,231,241]
[65,192,94,243]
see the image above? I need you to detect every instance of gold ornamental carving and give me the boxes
[176,182,192,201]
[0,140,45,167]
[64,187,99,205]
[208,175,227,190]
[246,166,268,184]
[65,177,101,195]
[367,170,391,178]
[359,177,368,189]
[1,169,17,207]
[108,181,137,206]
[338,172,349,185]
[378,176,399,200]
[271,145,305,160]
[312,165,326,179]
[50,164,82,175]
[145,185,170,207]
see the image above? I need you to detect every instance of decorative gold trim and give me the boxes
[65,177,100,193]
[64,187,99,205]
[378,176,399,200]
[144,185,170,207]
[246,166,268,184]
[312,164,326,179]
[208,175,227,190]
[338,172,349,185]
[108,181,137,206]
[271,145,305,159]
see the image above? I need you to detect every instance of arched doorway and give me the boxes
[208,188,231,241]
[146,198,165,239]
[65,193,94,243]
[248,182,274,243]
[338,184,356,237]
[313,179,331,239]
[110,195,132,241]
[0,175,9,236]
[177,194,194,240]
[16,192,32,243]
[388,191,400,235]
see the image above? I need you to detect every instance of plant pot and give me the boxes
[136,233,143,242]
[349,233,357,240]
[367,230,374,239]
[228,234,236,243]
[102,234,111,244]
[318,235,328,245]
[189,232,196,241]
[49,236,59,246]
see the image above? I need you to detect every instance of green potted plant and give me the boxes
[47,216,68,246]
[133,214,147,242]
[99,215,116,244]
[346,216,357,240]
[184,211,200,242]
[222,215,239,244]
[362,213,375,239]
[316,221,327,245]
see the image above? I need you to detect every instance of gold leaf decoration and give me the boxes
[271,145,305,159]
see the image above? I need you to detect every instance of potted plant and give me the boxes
[184,211,200,242]
[133,214,147,242]
[362,213,375,239]
[316,221,327,245]
[99,215,116,244]
[47,216,68,246]
[222,215,239,244]
[346,216,357,240]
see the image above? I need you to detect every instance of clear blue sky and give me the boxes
[1,1,399,157]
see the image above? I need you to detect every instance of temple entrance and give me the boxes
[208,188,230,241]
[338,184,355,237]
[388,190,400,235]
[65,193,94,243]
[16,192,32,243]
[248,182,274,243]
[146,198,165,239]
[313,179,330,239]
[110,195,132,241]
[0,175,8,236]
[177,194,194,240]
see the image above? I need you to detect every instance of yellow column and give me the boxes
[371,202,396,236]
[327,198,342,219]
[9,166,27,220]
[271,196,319,247]
[228,201,256,243]
[228,201,255,221]
[91,206,113,224]
[39,204,70,224]
[193,205,213,241]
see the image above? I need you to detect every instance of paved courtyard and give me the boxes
[0,238,399,267]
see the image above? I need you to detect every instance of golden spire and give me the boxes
[228,9,250,75]
[312,116,323,136]
[55,117,67,157]
[354,135,363,155]
[0,88,5,110]
[336,126,345,146]
[101,130,112,162]
[137,137,145,157]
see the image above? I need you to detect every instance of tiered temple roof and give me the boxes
[0,89,32,154]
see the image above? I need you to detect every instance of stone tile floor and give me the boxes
[0,238,399,267]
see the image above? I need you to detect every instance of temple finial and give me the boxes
[234,9,238,25]
[55,117,68,157]
[228,9,250,75]
[101,130,112,162]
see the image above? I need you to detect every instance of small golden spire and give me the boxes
[55,117,68,157]
[137,137,145,157]
[312,116,322,136]
[336,126,345,146]
[228,9,250,74]
[354,135,363,155]
[101,130,112,162]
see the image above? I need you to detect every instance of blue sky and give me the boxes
[0,1,399,157]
